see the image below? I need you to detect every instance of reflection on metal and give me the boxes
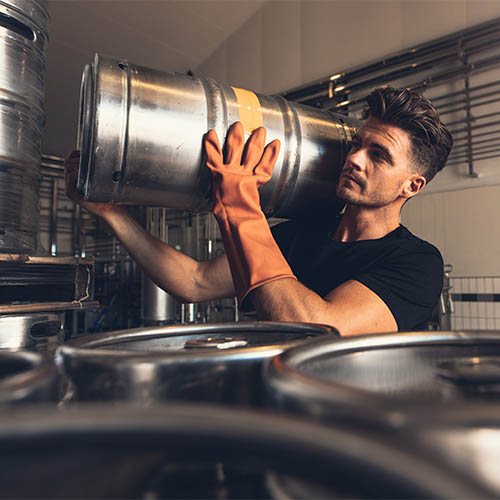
[0,0,50,252]
[77,54,360,219]
[0,349,58,404]
[59,321,337,407]
[0,312,63,351]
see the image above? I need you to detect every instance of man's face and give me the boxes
[336,116,418,208]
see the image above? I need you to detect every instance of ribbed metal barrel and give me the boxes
[59,321,337,407]
[0,0,49,252]
[77,54,360,219]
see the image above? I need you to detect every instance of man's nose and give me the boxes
[347,148,366,170]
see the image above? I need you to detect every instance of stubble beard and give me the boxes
[336,184,396,209]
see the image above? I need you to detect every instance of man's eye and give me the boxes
[350,141,360,150]
[371,150,386,162]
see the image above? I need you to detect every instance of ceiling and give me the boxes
[44,0,264,155]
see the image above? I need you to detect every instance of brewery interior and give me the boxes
[3,0,500,498]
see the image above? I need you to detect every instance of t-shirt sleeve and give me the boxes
[354,247,444,331]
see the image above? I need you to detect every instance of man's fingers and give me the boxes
[242,127,266,171]
[224,122,245,167]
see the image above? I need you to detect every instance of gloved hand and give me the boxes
[205,121,297,305]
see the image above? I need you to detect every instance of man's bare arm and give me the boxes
[65,150,234,303]
[251,278,397,336]
[103,208,234,303]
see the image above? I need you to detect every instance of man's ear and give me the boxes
[402,174,426,199]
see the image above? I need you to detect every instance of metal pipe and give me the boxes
[49,177,58,255]
[77,54,360,220]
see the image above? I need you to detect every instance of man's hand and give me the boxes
[204,122,296,305]
[64,150,123,220]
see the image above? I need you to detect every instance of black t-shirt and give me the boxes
[271,217,444,331]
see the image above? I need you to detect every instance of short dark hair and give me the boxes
[363,87,453,183]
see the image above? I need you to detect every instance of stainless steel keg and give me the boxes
[0,404,491,499]
[0,350,58,404]
[0,312,64,351]
[77,54,360,219]
[59,321,337,406]
[264,331,500,420]
[263,331,500,495]
[0,0,49,252]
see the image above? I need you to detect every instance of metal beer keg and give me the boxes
[264,331,500,420]
[0,0,49,252]
[0,404,491,499]
[59,321,337,406]
[0,350,58,404]
[77,54,360,219]
[0,312,64,351]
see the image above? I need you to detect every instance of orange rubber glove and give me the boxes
[205,122,297,305]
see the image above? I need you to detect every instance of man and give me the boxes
[65,86,453,335]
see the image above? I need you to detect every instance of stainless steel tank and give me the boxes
[142,275,177,324]
[0,350,58,404]
[0,404,491,499]
[77,54,360,219]
[0,0,49,252]
[58,321,337,406]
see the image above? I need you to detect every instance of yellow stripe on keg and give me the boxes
[231,87,263,136]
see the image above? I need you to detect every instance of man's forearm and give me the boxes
[102,207,232,302]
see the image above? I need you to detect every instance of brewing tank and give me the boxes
[77,54,360,219]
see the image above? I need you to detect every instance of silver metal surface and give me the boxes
[0,0,49,252]
[0,403,490,499]
[264,331,500,496]
[141,209,178,324]
[0,0,49,113]
[0,312,64,351]
[142,274,177,324]
[0,349,58,404]
[77,54,360,219]
[59,321,337,406]
[265,330,500,418]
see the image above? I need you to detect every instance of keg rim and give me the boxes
[0,349,56,403]
[264,330,500,415]
[77,62,95,195]
[59,320,338,361]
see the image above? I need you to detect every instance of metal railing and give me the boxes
[447,275,500,330]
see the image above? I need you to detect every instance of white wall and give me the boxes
[195,0,500,277]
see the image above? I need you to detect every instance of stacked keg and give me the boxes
[0,0,49,252]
